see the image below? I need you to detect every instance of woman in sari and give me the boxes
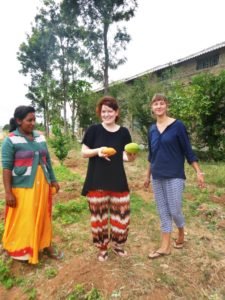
[1,105,63,264]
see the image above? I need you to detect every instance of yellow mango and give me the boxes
[102,147,117,156]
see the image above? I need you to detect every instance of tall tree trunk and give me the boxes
[61,62,68,134]
[71,99,76,140]
[103,23,109,95]
[44,100,50,137]
[60,42,68,134]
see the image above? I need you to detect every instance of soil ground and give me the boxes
[0,149,225,300]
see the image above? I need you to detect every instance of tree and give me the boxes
[61,0,137,93]
[17,13,57,136]
[122,76,163,142]
[190,71,225,160]
[67,79,91,139]
[50,124,71,164]
[167,81,196,132]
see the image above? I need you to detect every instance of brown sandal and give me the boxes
[112,248,127,257]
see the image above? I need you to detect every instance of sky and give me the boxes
[0,0,225,126]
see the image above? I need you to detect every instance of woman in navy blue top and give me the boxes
[144,94,205,259]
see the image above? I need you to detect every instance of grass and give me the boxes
[130,193,156,216]
[67,284,103,300]
[53,197,88,224]
[53,165,84,183]
[0,259,15,289]
[0,150,225,299]
[44,267,58,279]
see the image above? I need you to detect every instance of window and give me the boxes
[196,53,219,70]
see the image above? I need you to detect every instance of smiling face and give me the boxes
[151,99,168,117]
[100,104,119,125]
[17,112,36,135]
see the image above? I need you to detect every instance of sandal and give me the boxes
[148,251,170,259]
[173,240,184,249]
[98,251,108,262]
[112,248,127,257]
[43,247,64,260]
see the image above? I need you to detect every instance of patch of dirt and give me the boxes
[0,286,27,300]
[36,257,122,299]
[211,195,225,205]
[1,151,225,299]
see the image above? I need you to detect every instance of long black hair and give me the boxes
[9,106,36,132]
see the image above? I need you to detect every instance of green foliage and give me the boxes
[109,75,163,142]
[0,221,4,240]
[44,267,58,279]
[67,284,86,300]
[53,165,83,182]
[0,259,15,289]
[34,122,45,132]
[168,81,196,129]
[24,287,37,300]
[108,82,130,124]
[67,80,92,137]
[190,71,225,160]
[76,89,99,130]
[61,0,137,92]
[2,124,9,131]
[53,198,88,224]
[86,288,103,300]
[50,125,71,163]
[67,284,103,300]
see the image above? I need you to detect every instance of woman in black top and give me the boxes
[81,96,136,262]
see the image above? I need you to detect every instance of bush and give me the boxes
[49,125,71,164]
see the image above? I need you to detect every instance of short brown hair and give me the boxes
[96,96,119,122]
[151,93,169,105]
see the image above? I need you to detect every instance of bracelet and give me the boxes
[197,172,204,175]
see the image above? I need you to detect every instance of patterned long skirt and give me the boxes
[2,166,53,264]
[87,190,130,251]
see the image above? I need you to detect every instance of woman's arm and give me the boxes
[191,161,205,188]
[81,144,111,159]
[2,137,16,207]
[81,144,100,158]
[81,143,109,159]
[3,169,16,207]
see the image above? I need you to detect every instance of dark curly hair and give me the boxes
[9,105,35,132]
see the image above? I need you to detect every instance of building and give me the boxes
[106,41,225,87]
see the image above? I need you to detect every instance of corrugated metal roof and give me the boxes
[121,41,225,83]
[94,41,225,91]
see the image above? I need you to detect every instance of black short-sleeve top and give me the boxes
[81,124,132,195]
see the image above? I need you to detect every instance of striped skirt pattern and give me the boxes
[87,190,130,251]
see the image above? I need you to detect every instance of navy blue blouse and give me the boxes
[148,120,198,179]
